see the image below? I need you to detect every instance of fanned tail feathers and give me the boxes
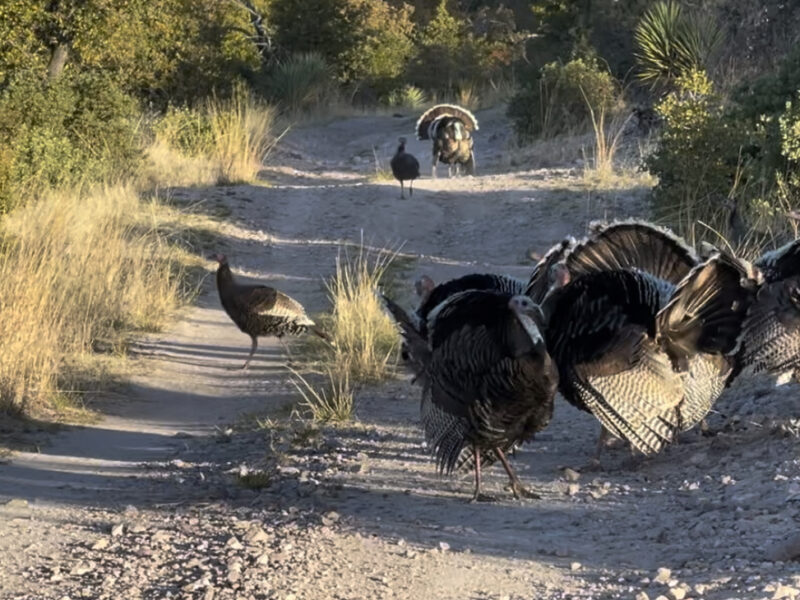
[415,104,479,140]
[567,219,698,283]
[656,253,761,369]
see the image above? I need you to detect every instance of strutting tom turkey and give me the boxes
[382,289,558,501]
[415,104,478,178]
[541,221,760,457]
[729,238,800,384]
[213,254,328,369]
[389,137,420,199]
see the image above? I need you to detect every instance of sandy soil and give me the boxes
[1,107,799,600]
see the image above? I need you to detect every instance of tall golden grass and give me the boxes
[0,184,201,416]
[206,86,278,184]
[294,244,400,422]
[148,84,278,186]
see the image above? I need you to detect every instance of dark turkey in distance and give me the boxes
[383,290,558,501]
[415,104,478,178]
[728,238,800,383]
[213,254,327,369]
[390,137,420,199]
[542,221,761,456]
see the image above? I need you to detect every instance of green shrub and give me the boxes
[154,105,215,157]
[267,52,335,112]
[0,70,141,211]
[508,56,620,141]
[734,46,800,121]
[646,70,759,234]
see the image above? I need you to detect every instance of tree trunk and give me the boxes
[47,42,70,80]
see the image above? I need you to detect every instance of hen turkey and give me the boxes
[214,254,327,369]
[390,137,420,199]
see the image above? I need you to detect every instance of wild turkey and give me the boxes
[542,221,760,456]
[415,104,478,178]
[728,238,800,383]
[213,254,327,369]
[397,272,525,366]
[383,290,558,500]
[390,137,420,199]
[524,238,576,303]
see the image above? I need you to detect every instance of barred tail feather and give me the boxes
[656,253,760,369]
[420,392,471,475]
[567,219,698,283]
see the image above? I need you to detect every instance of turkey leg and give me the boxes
[469,444,495,503]
[495,447,540,499]
[237,335,258,370]
[399,180,405,199]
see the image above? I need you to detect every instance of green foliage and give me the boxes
[271,0,414,92]
[0,70,141,212]
[267,53,335,112]
[634,1,722,89]
[154,106,215,157]
[384,85,427,109]
[646,70,758,232]
[734,45,800,121]
[508,56,620,140]
[779,95,800,164]
[406,1,516,95]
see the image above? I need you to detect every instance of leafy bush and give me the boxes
[634,1,722,89]
[646,70,759,233]
[272,0,415,91]
[267,52,335,112]
[154,106,215,157]
[734,45,800,121]
[0,71,141,212]
[508,56,621,141]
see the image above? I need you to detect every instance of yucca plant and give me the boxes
[634,1,723,89]
[268,52,334,113]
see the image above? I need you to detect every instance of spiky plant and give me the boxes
[634,1,723,89]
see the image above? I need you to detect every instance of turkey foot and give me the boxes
[494,447,538,500]
[230,336,258,370]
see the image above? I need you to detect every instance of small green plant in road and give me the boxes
[290,365,354,423]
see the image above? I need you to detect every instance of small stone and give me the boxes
[151,530,170,543]
[110,523,125,537]
[669,588,687,600]
[567,483,580,496]
[3,498,29,509]
[694,583,707,595]
[226,536,244,550]
[286,595,297,600]
[773,585,800,600]
[256,552,271,565]
[70,561,92,576]
[203,588,215,600]
[242,526,269,544]
[654,567,672,584]
[321,511,340,526]
[91,538,110,551]
[438,541,450,552]
[720,474,734,485]
[635,593,650,600]
[563,468,581,482]
[570,562,582,571]
[404,549,416,558]
[654,596,670,600]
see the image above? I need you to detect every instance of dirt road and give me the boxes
[1,107,799,600]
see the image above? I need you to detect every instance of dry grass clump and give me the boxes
[206,87,278,185]
[293,244,401,422]
[147,84,278,187]
[0,184,202,416]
